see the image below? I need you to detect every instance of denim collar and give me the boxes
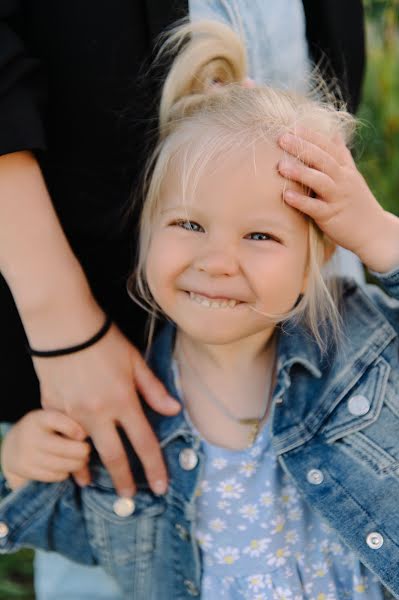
[147,280,397,446]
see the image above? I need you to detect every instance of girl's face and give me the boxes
[146,141,309,346]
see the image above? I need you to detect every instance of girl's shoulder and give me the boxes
[340,270,399,335]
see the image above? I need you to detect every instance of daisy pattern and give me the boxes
[243,538,270,557]
[209,518,226,533]
[287,507,302,521]
[196,531,213,550]
[313,562,328,578]
[190,408,384,600]
[215,546,240,565]
[260,491,274,506]
[273,585,293,599]
[271,514,285,534]
[266,547,291,567]
[212,457,228,470]
[217,477,244,499]
[195,480,211,497]
[280,484,298,506]
[249,444,263,458]
[239,460,257,478]
[247,574,265,592]
[284,529,299,545]
[239,503,259,522]
[330,542,344,555]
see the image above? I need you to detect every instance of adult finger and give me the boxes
[131,351,181,415]
[91,424,136,497]
[121,408,169,496]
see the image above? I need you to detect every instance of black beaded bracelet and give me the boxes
[27,315,113,358]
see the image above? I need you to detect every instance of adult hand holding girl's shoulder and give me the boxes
[1,409,90,491]
[277,128,399,274]
[33,320,181,497]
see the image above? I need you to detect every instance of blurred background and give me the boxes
[0,1,398,597]
[358,0,399,216]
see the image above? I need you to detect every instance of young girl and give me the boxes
[1,20,399,600]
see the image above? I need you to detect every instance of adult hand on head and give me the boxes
[34,320,181,497]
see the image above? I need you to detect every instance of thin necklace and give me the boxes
[175,336,276,447]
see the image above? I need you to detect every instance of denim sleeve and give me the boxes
[0,474,95,565]
[371,265,399,298]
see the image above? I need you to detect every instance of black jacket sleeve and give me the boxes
[0,0,47,155]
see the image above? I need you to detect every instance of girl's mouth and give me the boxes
[187,291,242,309]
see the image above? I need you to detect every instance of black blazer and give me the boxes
[0,1,364,421]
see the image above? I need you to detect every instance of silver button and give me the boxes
[275,396,284,405]
[113,497,135,517]
[0,522,9,539]
[348,395,370,416]
[307,469,324,485]
[175,523,190,541]
[366,531,384,549]
[184,580,200,596]
[179,448,198,471]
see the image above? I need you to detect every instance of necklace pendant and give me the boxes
[240,418,260,446]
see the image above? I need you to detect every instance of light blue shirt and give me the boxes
[189,0,310,91]
[191,420,384,599]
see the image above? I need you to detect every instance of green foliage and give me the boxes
[0,551,34,599]
[357,4,399,214]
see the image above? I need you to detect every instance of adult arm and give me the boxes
[0,2,180,497]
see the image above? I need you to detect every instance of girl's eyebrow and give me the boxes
[160,206,188,214]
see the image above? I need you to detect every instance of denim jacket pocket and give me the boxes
[321,357,399,478]
[82,469,166,569]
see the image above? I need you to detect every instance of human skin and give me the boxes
[0,151,180,497]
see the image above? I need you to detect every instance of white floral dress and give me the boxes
[191,420,384,600]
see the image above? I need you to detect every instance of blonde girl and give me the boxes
[1,20,399,600]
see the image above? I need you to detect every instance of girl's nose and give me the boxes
[193,243,239,277]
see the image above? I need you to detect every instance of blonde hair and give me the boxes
[129,19,356,353]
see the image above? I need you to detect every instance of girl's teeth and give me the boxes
[189,292,239,308]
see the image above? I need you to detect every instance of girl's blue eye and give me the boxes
[173,220,204,232]
[245,232,273,241]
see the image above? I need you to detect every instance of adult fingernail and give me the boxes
[152,480,168,495]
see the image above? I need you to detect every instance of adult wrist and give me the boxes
[27,314,112,358]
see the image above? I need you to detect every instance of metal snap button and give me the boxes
[0,522,9,539]
[175,523,190,541]
[275,396,284,405]
[179,448,198,471]
[307,469,324,485]
[113,497,135,517]
[184,579,200,596]
[366,531,384,549]
[348,395,370,416]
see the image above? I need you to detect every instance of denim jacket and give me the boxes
[1,270,399,599]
